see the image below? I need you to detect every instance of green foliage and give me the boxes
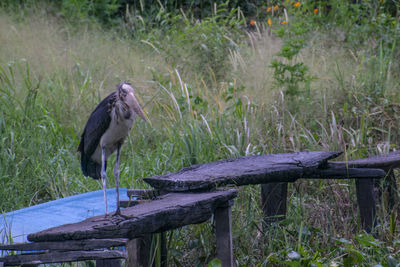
[1,0,400,266]
[292,0,400,57]
[144,2,245,81]
[269,20,313,116]
[208,258,222,267]
[60,0,121,25]
[0,61,84,210]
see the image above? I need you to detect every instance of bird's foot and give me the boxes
[112,208,130,220]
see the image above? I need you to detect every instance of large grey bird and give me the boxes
[78,82,146,216]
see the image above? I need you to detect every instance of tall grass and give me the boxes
[0,11,167,210]
[1,1,400,265]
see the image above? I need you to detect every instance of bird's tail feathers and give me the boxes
[81,156,105,180]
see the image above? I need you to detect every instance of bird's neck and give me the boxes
[113,97,131,121]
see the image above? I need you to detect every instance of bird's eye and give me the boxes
[120,88,128,95]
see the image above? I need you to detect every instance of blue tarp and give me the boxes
[0,188,128,243]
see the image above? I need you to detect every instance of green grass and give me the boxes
[1,1,400,266]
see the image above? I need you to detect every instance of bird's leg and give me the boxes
[112,144,129,219]
[113,143,122,216]
[101,146,108,217]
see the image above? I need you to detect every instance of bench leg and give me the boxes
[96,259,121,267]
[261,182,288,224]
[126,235,152,267]
[215,201,234,267]
[356,179,376,232]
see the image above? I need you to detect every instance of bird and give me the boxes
[78,81,147,216]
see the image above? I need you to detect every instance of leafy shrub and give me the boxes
[144,2,245,81]
[60,0,121,25]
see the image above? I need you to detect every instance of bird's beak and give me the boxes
[130,93,147,122]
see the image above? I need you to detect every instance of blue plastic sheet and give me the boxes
[0,188,128,243]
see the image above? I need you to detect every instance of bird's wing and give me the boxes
[78,92,116,158]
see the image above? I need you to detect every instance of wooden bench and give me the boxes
[143,151,384,191]
[332,151,400,230]
[144,151,386,232]
[1,150,392,266]
[261,151,400,232]
[0,190,237,266]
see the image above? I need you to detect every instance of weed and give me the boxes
[1,1,400,265]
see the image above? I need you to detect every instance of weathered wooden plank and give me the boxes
[215,201,233,267]
[144,151,343,191]
[27,190,238,242]
[0,238,128,251]
[307,165,386,179]
[143,151,387,192]
[0,250,126,266]
[120,199,154,208]
[331,151,400,169]
[261,183,288,223]
[356,179,376,232]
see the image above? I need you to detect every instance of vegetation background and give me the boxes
[0,0,400,266]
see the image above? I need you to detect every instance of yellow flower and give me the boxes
[294,2,300,7]
[314,8,318,14]
[267,18,272,27]
[267,6,272,12]
[281,20,288,24]
[273,5,279,11]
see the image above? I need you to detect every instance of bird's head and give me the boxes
[117,81,134,99]
[117,81,147,122]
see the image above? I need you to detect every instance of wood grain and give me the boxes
[144,151,343,191]
[0,238,128,251]
[144,151,386,191]
[0,250,126,266]
[27,190,238,242]
[331,150,400,169]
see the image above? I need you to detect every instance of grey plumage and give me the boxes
[78,92,115,179]
[78,82,146,216]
